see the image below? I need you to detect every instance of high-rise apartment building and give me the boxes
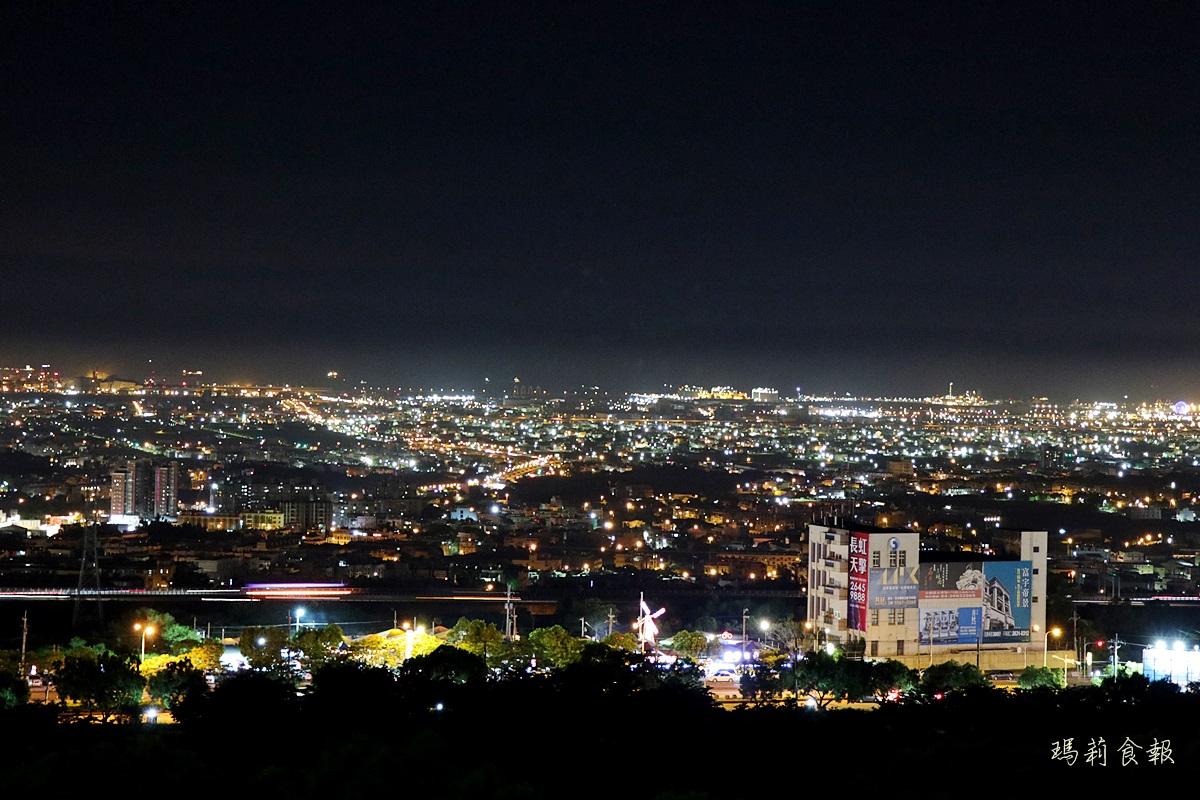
[109,462,138,517]
[152,462,179,518]
[109,459,179,520]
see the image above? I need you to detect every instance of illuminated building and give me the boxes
[1142,642,1200,687]
[109,462,138,518]
[282,499,333,533]
[110,459,180,520]
[807,520,1049,670]
[153,462,179,518]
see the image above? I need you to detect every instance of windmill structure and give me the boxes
[634,592,666,654]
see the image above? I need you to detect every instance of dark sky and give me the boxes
[5,2,1200,400]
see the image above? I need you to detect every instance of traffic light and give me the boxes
[1096,640,1105,648]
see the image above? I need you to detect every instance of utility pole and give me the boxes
[19,611,28,679]
[1111,633,1123,678]
[1071,608,1081,677]
[504,585,515,640]
[742,608,749,660]
[975,603,982,669]
[580,617,587,638]
[928,614,934,668]
[607,607,615,638]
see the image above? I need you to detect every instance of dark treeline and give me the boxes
[0,646,1191,797]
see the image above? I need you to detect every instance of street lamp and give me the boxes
[294,607,305,634]
[742,608,749,661]
[1043,626,1061,668]
[133,623,155,665]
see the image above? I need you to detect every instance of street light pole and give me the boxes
[134,623,155,665]
[1044,626,1061,668]
[742,608,749,662]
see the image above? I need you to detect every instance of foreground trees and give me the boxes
[53,652,145,720]
[739,649,918,707]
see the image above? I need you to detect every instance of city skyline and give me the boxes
[5,358,1200,406]
[5,4,1200,400]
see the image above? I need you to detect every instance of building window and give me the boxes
[1033,568,1039,575]
[871,551,880,568]
[870,640,879,657]
[887,609,896,625]
[898,550,907,567]
[896,609,905,625]
[870,609,879,626]
[1033,546,1040,553]
[1032,596,1039,604]
[896,640,905,655]
[888,550,897,568]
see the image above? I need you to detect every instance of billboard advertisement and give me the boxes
[869,565,920,608]
[919,561,985,600]
[917,561,1032,643]
[981,561,1032,642]
[848,531,869,632]
[919,607,980,645]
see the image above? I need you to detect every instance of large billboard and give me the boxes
[919,561,985,600]
[919,606,981,645]
[981,561,1032,642]
[848,531,869,632]
[869,565,920,608]
[918,560,1032,644]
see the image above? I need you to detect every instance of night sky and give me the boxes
[5,2,1200,400]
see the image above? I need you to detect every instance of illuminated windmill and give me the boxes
[634,593,666,653]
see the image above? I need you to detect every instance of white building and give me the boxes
[807,521,1049,670]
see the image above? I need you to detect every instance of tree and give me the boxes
[1017,666,1064,690]
[192,670,299,729]
[397,644,488,686]
[239,626,293,676]
[293,624,347,673]
[920,660,988,695]
[739,659,783,702]
[349,630,441,670]
[147,658,209,711]
[668,630,709,663]
[791,649,881,708]
[0,669,30,709]
[763,614,808,658]
[127,608,201,655]
[527,625,585,669]
[139,638,225,677]
[183,639,226,673]
[446,618,506,668]
[601,631,639,652]
[870,659,918,700]
[54,652,145,720]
